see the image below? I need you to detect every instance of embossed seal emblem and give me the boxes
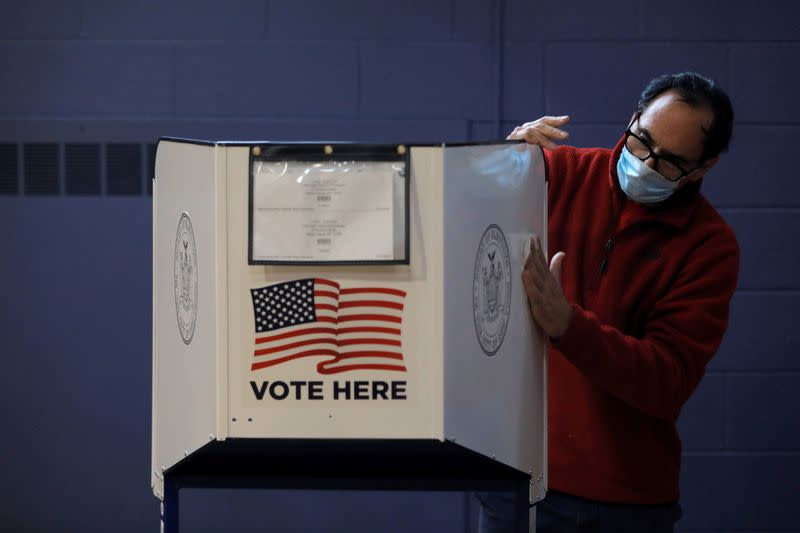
[473,224,512,356]
[174,213,198,344]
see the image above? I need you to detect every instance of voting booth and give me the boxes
[151,138,548,531]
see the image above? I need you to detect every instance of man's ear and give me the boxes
[688,155,720,183]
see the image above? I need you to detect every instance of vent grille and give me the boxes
[107,143,142,196]
[4,141,169,198]
[66,144,101,195]
[0,144,18,195]
[24,143,59,195]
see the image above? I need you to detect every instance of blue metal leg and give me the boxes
[162,475,179,533]
[514,482,529,533]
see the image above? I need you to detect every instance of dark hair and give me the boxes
[637,72,734,162]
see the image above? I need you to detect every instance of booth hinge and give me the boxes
[529,473,545,505]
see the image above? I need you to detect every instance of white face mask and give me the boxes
[616,146,684,204]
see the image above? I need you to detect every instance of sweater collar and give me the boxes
[608,135,701,231]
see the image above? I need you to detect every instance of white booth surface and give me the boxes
[152,139,548,503]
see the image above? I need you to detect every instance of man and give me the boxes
[484,72,739,532]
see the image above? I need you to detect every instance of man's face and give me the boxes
[630,90,717,184]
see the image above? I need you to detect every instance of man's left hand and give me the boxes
[522,235,572,338]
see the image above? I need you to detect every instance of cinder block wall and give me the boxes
[1,1,797,531]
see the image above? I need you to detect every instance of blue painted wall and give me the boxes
[1,1,798,531]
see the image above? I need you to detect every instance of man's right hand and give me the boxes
[506,115,570,150]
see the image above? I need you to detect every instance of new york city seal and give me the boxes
[174,213,198,344]
[473,224,512,356]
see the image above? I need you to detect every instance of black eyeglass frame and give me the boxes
[624,113,705,182]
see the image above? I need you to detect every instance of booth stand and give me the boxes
[152,139,549,532]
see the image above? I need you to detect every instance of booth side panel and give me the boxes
[442,143,548,495]
[411,147,445,440]
[215,145,229,441]
[151,170,159,497]
[152,140,221,491]
[225,146,444,440]
[540,181,549,501]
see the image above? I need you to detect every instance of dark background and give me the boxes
[1,1,798,531]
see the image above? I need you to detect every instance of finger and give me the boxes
[531,129,561,150]
[523,259,547,294]
[525,279,547,325]
[535,235,547,262]
[523,243,536,271]
[523,270,543,304]
[533,235,549,273]
[549,251,566,288]
[523,129,559,150]
[522,270,539,302]
[521,269,534,293]
[524,116,570,128]
[506,127,525,141]
[524,241,547,286]
[526,237,548,285]
[514,128,538,145]
[526,236,538,270]
[529,236,546,273]
[538,115,571,126]
[534,122,569,141]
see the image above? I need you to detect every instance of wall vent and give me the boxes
[107,143,142,196]
[66,143,101,195]
[24,143,59,195]
[0,144,18,195]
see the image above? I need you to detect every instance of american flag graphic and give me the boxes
[250,278,407,374]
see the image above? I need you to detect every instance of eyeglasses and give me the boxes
[624,114,703,182]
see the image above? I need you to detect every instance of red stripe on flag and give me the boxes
[314,290,338,299]
[251,349,339,371]
[338,300,404,310]
[317,362,407,374]
[254,337,337,357]
[337,326,400,335]
[316,303,338,312]
[340,287,407,297]
[315,278,339,289]
[332,351,404,360]
[255,327,337,344]
[316,316,338,324]
[337,338,401,347]
[338,314,401,323]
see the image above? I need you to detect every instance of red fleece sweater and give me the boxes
[544,138,739,504]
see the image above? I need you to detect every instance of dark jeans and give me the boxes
[477,489,682,532]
